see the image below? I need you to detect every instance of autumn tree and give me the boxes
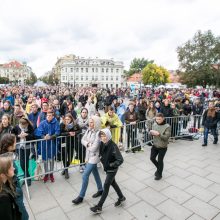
[142,63,170,86]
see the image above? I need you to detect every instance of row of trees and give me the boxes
[126,30,220,88]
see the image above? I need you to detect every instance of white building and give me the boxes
[0,60,32,84]
[60,57,124,88]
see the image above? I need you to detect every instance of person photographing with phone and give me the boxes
[149,113,171,180]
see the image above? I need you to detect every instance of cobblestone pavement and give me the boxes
[24,139,220,220]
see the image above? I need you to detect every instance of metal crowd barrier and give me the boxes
[15,133,86,199]
[14,114,219,199]
[122,115,205,152]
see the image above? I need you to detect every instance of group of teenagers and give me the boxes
[0,102,173,219]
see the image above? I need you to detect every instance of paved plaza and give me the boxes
[24,139,220,220]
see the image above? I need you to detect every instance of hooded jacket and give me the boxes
[99,128,124,172]
[81,115,101,164]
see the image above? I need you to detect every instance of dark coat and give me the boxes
[60,122,81,148]
[161,105,173,118]
[0,182,22,220]
[99,140,123,172]
[137,104,147,121]
[202,109,219,129]
[192,104,203,115]
[11,124,34,148]
[0,125,13,140]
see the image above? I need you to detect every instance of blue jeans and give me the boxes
[79,163,103,198]
[203,127,218,145]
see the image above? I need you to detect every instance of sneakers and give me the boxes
[79,165,85,173]
[92,191,103,198]
[202,144,207,147]
[154,175,162,181]
[114,196,126,207]
[90,205,102,214]
[61,170,65,175]
[213,140,218,144]
[64,170,69,179]
[43,174,49,183]
[154,171,159,177]
[50,174,55,182]
[72,196,83,205]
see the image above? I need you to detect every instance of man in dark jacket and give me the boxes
[124,101,141,152]
[192,99,203,128]
[90,128,125,214]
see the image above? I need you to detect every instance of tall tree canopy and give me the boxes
[127,57,154,76]
[177,30,220,88]
[142,63,170,86]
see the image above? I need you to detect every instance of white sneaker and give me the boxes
[79,165,85,173]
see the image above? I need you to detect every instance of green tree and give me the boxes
[0,77,9,84]
[26,72,37,85]
[127,57,154,76]
[142,63,170,86]
[177,30,220,88]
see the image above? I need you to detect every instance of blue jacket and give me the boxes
[4,95,15,106]
[28,112,40,131]
[37,118,60,160]
[117,103,127,124]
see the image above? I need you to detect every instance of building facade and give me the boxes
[57,56,124,88]
[0,60,32,84]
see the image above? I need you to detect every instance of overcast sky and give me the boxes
[0,0,220,76]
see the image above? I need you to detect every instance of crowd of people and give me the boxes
[0,84,219,218]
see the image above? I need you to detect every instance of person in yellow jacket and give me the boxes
[101,107,122,145]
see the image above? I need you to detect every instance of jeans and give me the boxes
[203,127,218,145]
[97,171,124,208]
[150,146,167,176]
[15,186,29,220]
[19,148,31,178]
[79,163,103,198]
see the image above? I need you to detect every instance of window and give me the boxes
[106,84,108,88]
[111,68,113,73]
[76,68,79,72]
[62,76,65,81]
[86,76,88,80]
[106,76,108,81]
[111,76,113,80]
[102,68,104,73]
[96,68,98,72]
[81,76,83,80]
[116,69,119,73]
[102,76,104,80]
[116,84,118,88]
[81,68,84,73]
[86,68,88,73]
[81,84,83,87]
[111,84,113,88]
[92,68,94,72]
[116,76,118,80]
[92,76,94,80]
[70,76,73,80]
[65,68,67,72]
[70,68,73,72]
[95,76,98,80]
[76,76,79,81]
[106,68,108,73]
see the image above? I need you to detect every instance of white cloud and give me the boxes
[0,0,220,76]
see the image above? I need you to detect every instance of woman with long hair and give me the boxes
[0,114,13,141]
[0,154,22,220]
[60,113,81,179]
[202,102,219,146]
[11,118,34,186]
[0,134,29,220]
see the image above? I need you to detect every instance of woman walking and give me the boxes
[72,115,103,205]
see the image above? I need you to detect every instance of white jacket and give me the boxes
[81,128,100,164]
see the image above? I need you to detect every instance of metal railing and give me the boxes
[13,114,219,199]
